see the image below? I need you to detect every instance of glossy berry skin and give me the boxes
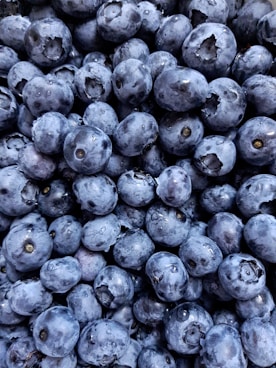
[201,77,247,131]
[0,131,30,168]
[39,350,77,368]
[153,66,208,112]
[63,125,112,175]
[201,184,237,215]
[212,309,240,330]
[257,9,276,54]
[138,144,168,177]
[0,45,20,80]
[164,302,213,355]
[236,174,276,218]
[112,37,150,68]
[53,0,104,18]
[218,253,266,301]
[145,251,189,302]
[0,281,26,326]
[236,116,276,166]
[32,306,80,358]
[240,317,276,367]
[72,173,118,215]
[182,22,237,80]
[113,112,159,157]
[105,303,137,335]
[186,0,229,26]
[0,14,30,53]
[103,151,133,178]
[94,265,134,309]
[114,203,146,230]
[5,336,39,368]
[145,201,191,248]
[156,165,192,207]
[158,112,204,157]
[77,318,130,366]
[0,86,18,132]
[243,213,276,263]
[133,292,167,327]
[200,324,247,368]
[194,135,236,177]
[146,50,177,81]
[96,0,142,43]
[113,338,142,368]
[138,345,176,368]
[74,246,107,282]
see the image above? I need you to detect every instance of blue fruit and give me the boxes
[186,0,229,26]
[114,202,146,230]
[74,246,107,282]
[0,131,30,168]
[0,86,18,132]
[257,9,276,54]
[0,14,30,52]
[146,50,177,81]
[137,345,176,368]
[133,292,167,327]
[112,37,150,68]
[5,336,40,368]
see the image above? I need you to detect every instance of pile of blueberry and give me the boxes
[1,0,276,367]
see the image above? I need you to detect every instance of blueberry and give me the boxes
[0,86,18,132]
[136,1,162,44]
[77,318,130,366]
[113,228,155,270]
[146,201,191,247]
[96,0,142,43]
[137,345,176,368]
[74,62,112,104]
[134,324,165,349]
[240,317,276,367]
[28,4,57,21]
[138,143,168,177]
[176,158,209,192]
[53,0,104,19]
[113,111,159,157]
[82,213,121,252]
[186,0,229,26]
[164,302,213,355]
[49,63,78,95]
[0,131,30,168]
[72,173,118,215]
[200,183,237,215]
[113,338,142,368]
[218,253,266,300]
[17,104,35,138]
[146,50,178,81]
[153,66,208,112]
[22,74,74,117]
[105,303,137,335]
[158,111,205,156]
[112,58,152,106]
[0,281,26,325]
[63,125,112,175]
[145,251,189,302]
[212,308,240,330]
[74,246,107,282]
[201,77,247,132]
[40,350,77,368]
[200,324,247,368]
[182,23,237,80]
[133,292,167,327]
[66,283,102,328]
[202,272,233,302]
[73,17,106,53]
[150,0,177,15]
[0,45,20,80]
[182,275,203,302]
[103,150,133,178]
[48,215,82,255]
[194,135,237,177]
[32,305,80,358]
[114,202,146,230]
[94,265,134,309]
[112,37,150,68]
[0,14,31,52]
[24,17,72,68]
[257,9,276,54]
[5,336,40,368]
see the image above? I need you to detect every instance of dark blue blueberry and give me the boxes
[186,0,229,26]
[179,235,223,277]
[10,211,48,232]
[231,45,273,84]
[200,183,237,215]
[74,246,107,282]
[37,178,75,218]
[146,201,191,247]
[0,45,20,80]
[112,58,152,106]
[175,356,195,368]
[105,303,137,335]
[48,215,82,255]
[153,66,208,112]
[176,158,209,192]
[8,278,53,317]
[24,17,72,68]
[136,1,162,43]
[145,251,189,302]
[158,112,204,156]
[0,281,26,325]
[112,37,150,68]
[96,0,142,43]
[202,272,233,302]
[66,283,102,328]
[200,324,247,368]
[164,302,213,355]
[236,286,275,321]
[17,104,35,139]
[103,151,133,178]
[94,265,134,309]
[53,0,104,18]
[236,173,276,218]
[28,4,57,21]
[242,74,276,116]
[113,228,155,270]
[134,324,165,349]
[72,173,118,215]
[113,338,142,368]
[133,292,167,327]
[225,0,243,20]
[5,336,40,368]
[0,14,31,52]
[207,212,243,256]
[194,135,237,177]
[74,62,112,104]
[113,111,159,157]
[150,0,177,15]
[73,17,106,53]
[32,305,80,358]
[244,213,276,263]
[156,165,192,207]
[212,309,240,330]
[257,9,276,54]
[39,350,77,368]
[236,116,276,166]
[138,345,176,368]
[49,63,78,95]
[187,220,207,238]
[77,318,130,366]
[155,13,192,56]
[22,74,74,118]
[0,86,18,132]
[117,169,156,207]
[82,213,121,252]
[63,125,112,175]
[114,203,146,230]
[40,256,82,293]
[7,61,44,99]
[0,131,30,168]
[82,50,112,68]
[182,275,203,302]
[138,143,168,177]
[240,317,276,367]
[146,50,177,81]
[218,253,266,300]
[0,339,9,368]
[83,101,119,136]
[182,23,237,80]
[201,77,247,132]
